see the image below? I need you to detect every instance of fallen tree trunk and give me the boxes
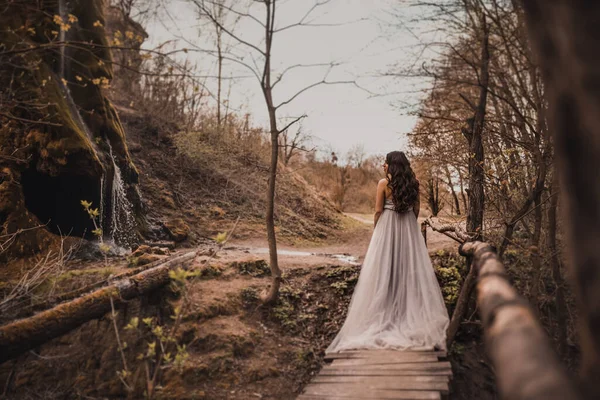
[424,217,470,244]
[8,251,198,321]
[36,252,196,311]
[0,251,196,364]
[460,241,579,400]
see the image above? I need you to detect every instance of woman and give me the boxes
[326,151,449,353]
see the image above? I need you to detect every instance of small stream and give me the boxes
[240,247,360,266]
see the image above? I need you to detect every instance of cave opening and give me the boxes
[21,167,102,239]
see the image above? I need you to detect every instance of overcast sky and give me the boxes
[144,0,432,159]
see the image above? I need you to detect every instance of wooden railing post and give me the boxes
[460,241,580,400]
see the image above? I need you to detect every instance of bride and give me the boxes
[326,151,449,353]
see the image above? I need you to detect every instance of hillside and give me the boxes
[115,104,346,247]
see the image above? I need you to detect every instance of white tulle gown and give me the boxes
[326,199,449,353]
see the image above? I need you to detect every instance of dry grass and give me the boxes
[0,237,76,319]
[294,158,382,214]
[121,110,344,245]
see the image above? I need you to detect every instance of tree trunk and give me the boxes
[215,2,224,129]
[522,2,600,391]
[258,1,282,305]
[530,193,544,308]
[0,253,196,364]
[447,14,490,347]
[548,175,568,358]
[464,17,489,239]
[498,195,535,258]
[444,166,461,215]
[217,43,223,128]
[261,124,282,304]
[426,177,441,217]
[446,261,477,347]
[9,252,197,320]
[457,167,468,212]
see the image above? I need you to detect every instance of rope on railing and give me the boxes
[459,241,580,400]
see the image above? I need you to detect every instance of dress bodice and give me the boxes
[384,198,395,210]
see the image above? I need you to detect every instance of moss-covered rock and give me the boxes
[232,260,270,277]
[164,218,191,242]
[0,1,144,257]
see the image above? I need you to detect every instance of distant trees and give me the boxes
[279,123,313,166]
[347,144,366,169]
[425,176,443,217]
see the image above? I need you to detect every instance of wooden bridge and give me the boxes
[298,348,451,399]
[297,240,580,400]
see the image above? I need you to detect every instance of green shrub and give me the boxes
[232,260,270,277]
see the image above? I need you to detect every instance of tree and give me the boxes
[425,175,443,217]
[397,0,561,347]
[522,1,600,395]
[279,122,313,166]
[192,0,354,303]
[195,0,241,129]
[347,143,366,168]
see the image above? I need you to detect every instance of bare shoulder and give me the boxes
[377,178,388,187]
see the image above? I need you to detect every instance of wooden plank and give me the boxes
[310,376,448,393]
[298,396,440,400]
[330,355,439,366]
[338,349,445,355]
[326,353,441,361]
[299,397,368,400]
[298,397,439,400]
[301,348,453,399]
[299,397,364,400]
[312,375,449,385]
[302,384,441,399]
[326,350,446,359]
[329,361,451,370]
[319,368,452,377]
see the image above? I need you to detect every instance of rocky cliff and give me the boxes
[0,0,143,257]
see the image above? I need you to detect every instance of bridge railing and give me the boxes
[459,241,579,400]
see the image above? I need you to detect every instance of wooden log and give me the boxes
[50,252,196,305]
[11,252,197,319]
[460,241,580,400]
[424,217,469,244]
[0,252,196,364]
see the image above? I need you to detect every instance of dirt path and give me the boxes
[221,213,459,271]
[344,212,459,253]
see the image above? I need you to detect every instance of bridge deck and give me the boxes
[298,350,452,400]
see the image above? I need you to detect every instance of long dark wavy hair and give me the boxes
[386,151,419,213]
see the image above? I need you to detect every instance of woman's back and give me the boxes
[326,151,449,354]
